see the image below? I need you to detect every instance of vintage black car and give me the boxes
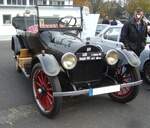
[11,5,142,118]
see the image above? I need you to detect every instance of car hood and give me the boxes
[86,37,123,52]
[40,31,102,54]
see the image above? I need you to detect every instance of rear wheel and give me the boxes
[32,63,62,118]
[109,65,140,103]
[143,61,150,84]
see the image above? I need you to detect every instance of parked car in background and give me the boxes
[109,20,123,25]
[95,25,150,83]
[96,21,123,35]
[95,24,109,35]
[11,5,142,118]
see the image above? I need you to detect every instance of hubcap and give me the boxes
[38,88,43,94]
[33,69,54,112]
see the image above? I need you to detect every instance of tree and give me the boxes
[126,0,150,15]
[90,0,103,13]
[73,0,103,13]
[98,1,123,18]
[73,0,90,7]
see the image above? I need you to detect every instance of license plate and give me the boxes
[88,85,120,96]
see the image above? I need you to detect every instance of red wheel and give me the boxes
[32,63,62,118]
[109,65,140,103]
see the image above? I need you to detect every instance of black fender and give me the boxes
[34,54,60,76]
[11,36,21,55]
[117,49,141,67]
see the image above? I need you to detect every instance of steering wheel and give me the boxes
[58,16,77,28]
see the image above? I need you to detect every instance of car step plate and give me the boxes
[89,85,120,96]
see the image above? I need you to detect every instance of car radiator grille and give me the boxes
[68,45,106,84]
[68,60,107,83]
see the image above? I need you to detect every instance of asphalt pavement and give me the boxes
[0,41,150,128]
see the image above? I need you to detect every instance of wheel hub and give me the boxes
[38,86,46,95]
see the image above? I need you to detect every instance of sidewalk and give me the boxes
[0,35,12,41]
[0,25,16,41]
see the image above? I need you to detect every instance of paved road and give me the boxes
[0,41,150,128]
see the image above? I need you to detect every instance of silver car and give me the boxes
[96,25,150,83]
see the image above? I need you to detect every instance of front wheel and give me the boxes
[32,63,62,118]
[143,61,150,84]
[109,65,140,103]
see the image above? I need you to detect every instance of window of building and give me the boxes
[34,0,37,5]
[22,0,26,5]
[30,0,38,5]
[43,0,47,5]
[18,0,21,5]
[3,15,11,24]
[0,0,4,4]
[52,1,57,5]
[7,0,26,5]
[7,0,11,5]
[37,0,42,5]
[49,1,65,6]
[37,0,47,5]
[58,1,64,5]
[61,1,64,5]
[49,0,52,5]
[29,0,34,5]
[12,0,16,4]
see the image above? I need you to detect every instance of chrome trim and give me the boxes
[53,80,143,97]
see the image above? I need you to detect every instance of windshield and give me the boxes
[96,24,108,32]
[37,6,82,31]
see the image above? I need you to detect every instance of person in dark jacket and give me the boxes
[102,16,110,24]
[111,18,117,25]
[120,8,150,56]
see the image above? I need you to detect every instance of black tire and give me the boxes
[143,61,150,84]
[32,63,62,118]
[109,66,140,103]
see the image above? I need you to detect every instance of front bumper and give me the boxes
[53,80,143,97]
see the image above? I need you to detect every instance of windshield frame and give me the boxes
[36,5,83,32]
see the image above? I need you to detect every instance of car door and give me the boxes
[99,26,123,49]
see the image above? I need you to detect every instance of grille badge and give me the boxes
[87,47,91,52]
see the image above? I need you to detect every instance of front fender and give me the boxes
[36,54,60,76]
[139,45,150,71]
[117,49,141,67]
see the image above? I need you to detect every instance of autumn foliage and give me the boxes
[73,0,90,7]
[127,0,150,14]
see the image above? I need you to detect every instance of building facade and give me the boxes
[0,0,73,40]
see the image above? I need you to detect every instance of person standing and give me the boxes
[120,8,150,56]
[110,18,117,25]
[102,16,110,24]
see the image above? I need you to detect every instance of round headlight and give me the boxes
[61,52,77,70]
[105,49,119,65]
